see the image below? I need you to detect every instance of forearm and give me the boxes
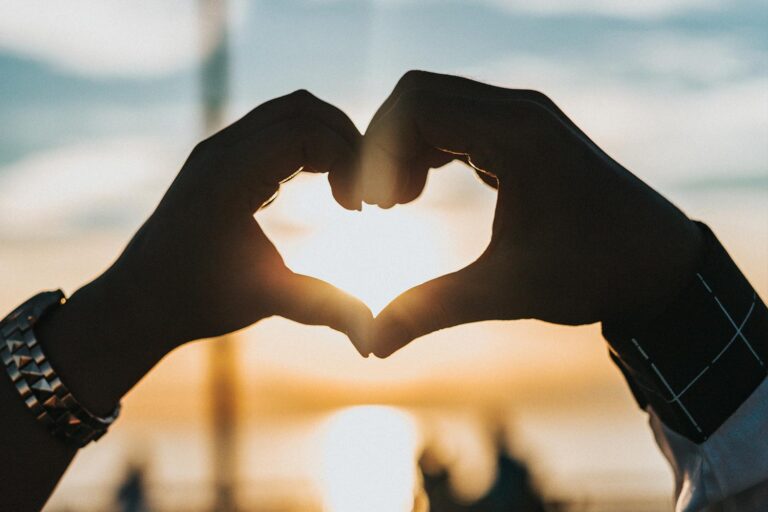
[0,272,169,511]
[35,271,171,416]
[604,222,767,441]
[0,90,373,511]
[0,356,76,511]
[604,222,768,509]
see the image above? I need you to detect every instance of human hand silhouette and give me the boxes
[0,91,379,510]
[87,90,372,357]
[360,71,703,357]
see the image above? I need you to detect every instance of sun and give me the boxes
[319,406,421,512]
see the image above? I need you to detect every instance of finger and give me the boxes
[210,90,363,210]
[370,260,496,358]
[220,89,361,148]
[364,70,557,207]
[370,70,584,141]
[368,70,516,129]
[475,169,499,189]
[384,149,457,207]
[394,164,429,207]
[225,116,356,212]
[327,151,363,211]
[361,89,495,207]
[275,273,374,357]
[368,70,612,177]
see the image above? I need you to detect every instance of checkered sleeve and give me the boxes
[603,222,768,443]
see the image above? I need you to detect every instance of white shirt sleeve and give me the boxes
[649,376,768,511]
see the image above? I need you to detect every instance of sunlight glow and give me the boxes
[320,406,420,512]
[293,206,444,314]
[262,175,449,315]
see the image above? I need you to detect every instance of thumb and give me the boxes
[275,272,374,357]
[371,261,495,358]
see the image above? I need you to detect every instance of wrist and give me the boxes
[34,273,170,416]
[606,217,705,327]
[603,222,767,442]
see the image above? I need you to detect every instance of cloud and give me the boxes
[0,0,231,77]
[457,34,768,184]
[621,32,766,82]
[337,0,725,19]
[479,0,723,19]
[0,137,182,239]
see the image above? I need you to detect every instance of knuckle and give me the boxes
[287,89,317,112]
[191,136,216,159]
[518,90,563,122]
[191,139,208,156]
[521,89,552,105]
[514,98,550,125]
[398,69,432,90]
[290,88,315,103]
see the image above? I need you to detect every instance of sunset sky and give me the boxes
[0,0,766,509]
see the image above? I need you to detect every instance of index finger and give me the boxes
[359,88,498,207]
[208,90,364,210]
[368,70,516,129]
[218,89,361,148]
[369,70,593,147]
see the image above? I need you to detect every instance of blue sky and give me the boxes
[0,0,766,239]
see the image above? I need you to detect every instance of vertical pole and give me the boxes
[199,1,239,511]
[208,338,239,512]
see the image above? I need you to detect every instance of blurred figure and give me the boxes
[115,462,151,512]
[418,435,548,512]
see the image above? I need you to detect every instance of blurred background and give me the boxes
[0,0,766,510]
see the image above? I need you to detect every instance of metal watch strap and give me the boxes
[1,290,121,448]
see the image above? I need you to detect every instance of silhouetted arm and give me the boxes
[365,70,768,510]
[0,90,371,511]
[605,224,768,510]
[0,276,160,512]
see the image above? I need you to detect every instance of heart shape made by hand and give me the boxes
[258,168,495,317]
[259,71,699,360]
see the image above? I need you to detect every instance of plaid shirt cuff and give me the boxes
[603,222,768,443]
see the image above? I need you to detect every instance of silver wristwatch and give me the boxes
[1,290,121,448]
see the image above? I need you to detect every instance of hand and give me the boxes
[37,90,373,414]
[107,89,373,352]
[3,91,374,510]
[361,71,702,357]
